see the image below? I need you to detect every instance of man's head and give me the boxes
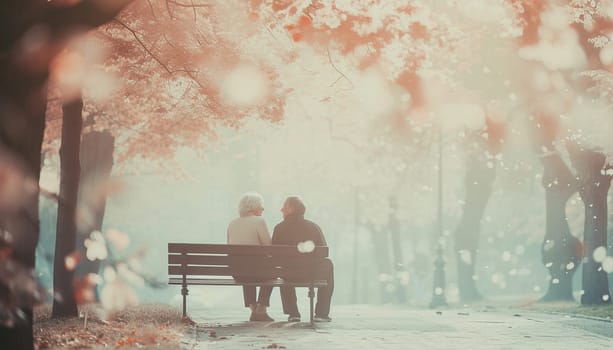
[281,195,305,219]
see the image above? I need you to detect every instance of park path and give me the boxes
[180,302,613,350]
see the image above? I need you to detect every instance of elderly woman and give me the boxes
[227,192,274,322]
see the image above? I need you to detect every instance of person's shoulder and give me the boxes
[304,219,322,231]
[244,216,268,227]
[228,217,241,227]
[236,215,262,223]
[273,219,286,230]
[303,218,319,226]
[250,215,266,222]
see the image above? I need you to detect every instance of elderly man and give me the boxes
[272,196,334,322]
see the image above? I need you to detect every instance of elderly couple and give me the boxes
[227,193,334,323]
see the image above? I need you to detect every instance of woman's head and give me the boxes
[238,192,264,217]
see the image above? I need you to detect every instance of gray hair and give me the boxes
[238,192,264,217]
[285,195,306,216]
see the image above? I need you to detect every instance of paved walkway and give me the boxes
[180,303,613,349]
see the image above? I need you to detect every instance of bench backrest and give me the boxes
[168,243,329,280]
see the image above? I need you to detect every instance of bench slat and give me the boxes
[168,254,230,266]
[168,254,325,267]
[168,277,328,287]
[168,264,323,278]
[168,265,234,276]
[168,243,328,257]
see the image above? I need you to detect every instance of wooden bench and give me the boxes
[168,243,329,324]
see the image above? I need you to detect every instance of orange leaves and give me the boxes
[291,32,302,42]
[116,336,137,347]
[395,71,424,109]
[409,23,429,40]
[298,15,311,28]
[285,15,312,42]
[34,304,183,349]
[272,0,293,12]
[509,0,546,46]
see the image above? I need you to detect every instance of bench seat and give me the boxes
[168,277,328,287]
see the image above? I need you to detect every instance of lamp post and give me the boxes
[430,123,448,308]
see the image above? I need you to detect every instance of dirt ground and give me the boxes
[33,303,189,349]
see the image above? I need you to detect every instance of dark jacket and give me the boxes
[272,214,327,247]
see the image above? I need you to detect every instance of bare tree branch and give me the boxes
[166,0,211,9]
[191,0,198,21]
[146,0,157,19]
[327,46,353,89]
[113,18,173,74]
[165,0,175,20]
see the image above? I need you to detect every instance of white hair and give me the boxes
[238,192,264,217]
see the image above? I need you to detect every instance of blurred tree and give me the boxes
[567,143,612,305]
[388,195,408,303]
[509,0,613,303]
[73,124,114,299]
[567,0,613,305]
[0,1,132,348]
[454,121,502,302]
[539,153,582,300]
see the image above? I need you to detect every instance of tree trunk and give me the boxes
[74,129,114,294]
[539,152,582,301]
[388,196,407,303]
[567,144,612,305]
[52,95,83,318]
[367,223,393,303]
[454,151,495,302]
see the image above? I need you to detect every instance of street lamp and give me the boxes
[430,123,448,308]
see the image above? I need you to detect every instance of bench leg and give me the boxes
[308,286,315,325]
[181,284,189,318]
